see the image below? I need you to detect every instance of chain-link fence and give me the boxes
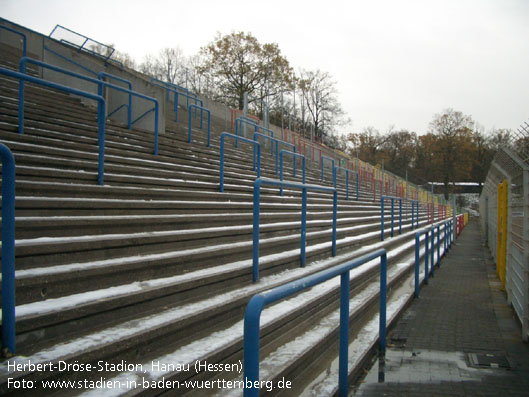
[480,143,529,342]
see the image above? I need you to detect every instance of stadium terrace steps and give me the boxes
[0,40,446,396]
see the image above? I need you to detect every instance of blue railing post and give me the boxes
[253,132,295,176]
[430,226,435,278]
[436,226,441,267]
[243,249,387,397]
[338,271,350,397]
[236,118,258,149]
[380,196,403,241]
[301,187,308,266]
[332,190,338,257]
[252,178,337,281]
[424,229,430,285]
[334,167,358,200]
[252,180,262,283]
[219,132,260,192]
[97,72,132,129]
[6,65,108,184]
[414,228,430,295]
[381,199,385,241]
[0,144,16,355]
[188,104,211,147]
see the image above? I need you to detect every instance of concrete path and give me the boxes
[352,218,529,396]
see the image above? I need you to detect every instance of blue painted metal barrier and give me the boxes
[415,219,453,294]
[149,78,201,123]
[188,104,211,147]
[279,150,305,196]
[19,57,158,157]
[321,155,335,182]
[0,143,16,355]
[219,132,260,192]
[1,66,107,185]
[380,195,403,240]
[411,200,420,229]
[253,178,337,282]
[414,228,431,295]
[98,72,132,129]
[243,248,387,397]
[334,166,359,200]
[252,132,295,175]
[236,118,259,149]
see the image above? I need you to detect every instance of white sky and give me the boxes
[2,0,528,135]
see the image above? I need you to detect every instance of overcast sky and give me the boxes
[2,0,528,135]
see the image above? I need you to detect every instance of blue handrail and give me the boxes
[253,178,337,282]
[411,200,420,229]
[188,104,211,147]
[414,228,431,295]
[98,72,132,129]
[236,118,259,149]
[149,78,201,123]
[252,132,295,175]
[334,166,359,201]
[2,65,107,185]
[321,155,335,182]
[243,248,387,397]
[0,25,26,57]
[219,132,261,192]
[279,150,305,196]
[19,57,158,156]
[0,143,16,355]
[415,219,453,296]
[380,195,403,240]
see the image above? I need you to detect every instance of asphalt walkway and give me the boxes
[352,218,529,396]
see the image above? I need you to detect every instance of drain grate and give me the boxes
[468,353,511,369]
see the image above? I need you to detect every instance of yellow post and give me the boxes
[496,180,508,290]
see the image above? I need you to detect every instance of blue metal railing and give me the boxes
[19,57,159,157]
[334,166,359,200]
[321,155,335,182]
[236,118,259,149]
[1,65,107,185]
[0,143,16,355]
[188,104,211,147]
[149,78,201,123]
[252,132,295,175]
[0,25,26,57]
[414,228,431,295]
[279,150,305,196]
[219,132,261,192]
[411,200,420,229]
[253,178,337,282]
[414,219,454,295]
[380,195,403,240]
[243,248,387,397]
[98,72,132,129]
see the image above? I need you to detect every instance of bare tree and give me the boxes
[298,69,347,142]
[140,47,186,85]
